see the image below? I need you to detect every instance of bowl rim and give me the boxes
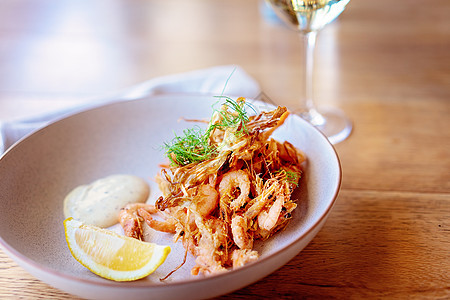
[0,94,342,289]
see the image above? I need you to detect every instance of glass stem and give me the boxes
[300,31,326,127]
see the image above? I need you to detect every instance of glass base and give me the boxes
[298,107,352,144]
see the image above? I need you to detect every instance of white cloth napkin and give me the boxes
[0,65,260,154]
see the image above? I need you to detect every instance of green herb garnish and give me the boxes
[163,97,254,167]
[276,168,302,187]
[208,96,252,136]
[164,126,215,166]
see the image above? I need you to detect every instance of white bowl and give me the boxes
[0,94,341,300]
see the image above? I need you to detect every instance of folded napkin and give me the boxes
[0,65,260,154]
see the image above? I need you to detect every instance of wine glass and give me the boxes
[265,0,352,144]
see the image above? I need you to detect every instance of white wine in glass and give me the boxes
[266,0,352,144]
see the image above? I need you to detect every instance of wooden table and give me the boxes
[1,0,449,299]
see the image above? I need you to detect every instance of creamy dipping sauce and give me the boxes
[64,174,150,227]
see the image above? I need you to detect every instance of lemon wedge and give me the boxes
[64,217,170,281]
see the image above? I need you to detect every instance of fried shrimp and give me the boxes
[138,207,177,233]
[231,249,259,269]
[192,184,219,218]
[219,170,251,212]
[119,97,306,276]
[119,203,151,240]
[191,217,228,275]
[258,193,285,231]
[244,179,280,219]
[119,203,177,239]
[231,215,253,249]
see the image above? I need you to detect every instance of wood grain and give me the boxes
[216,190,450,299]
[0,0,449,299]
